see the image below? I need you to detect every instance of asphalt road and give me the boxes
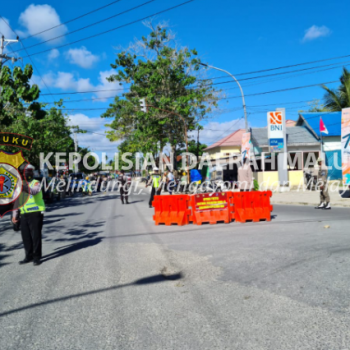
[1,187,350,350]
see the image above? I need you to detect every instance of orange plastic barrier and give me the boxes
[233,191,273,223]
[227,191,236,222]
[152,194,191,226]
[190,192,231,225]
[258,190,273,221]
[152,191,273,226]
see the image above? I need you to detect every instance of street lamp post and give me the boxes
[199,63,248,131]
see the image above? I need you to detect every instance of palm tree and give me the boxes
[322,67,350,111]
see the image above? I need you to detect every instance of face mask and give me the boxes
[25,172,33,182]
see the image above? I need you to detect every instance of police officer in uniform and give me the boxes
[146,167,161,208]
[315,158,331,210]
[119,170,130,204]
[12,165,46,266]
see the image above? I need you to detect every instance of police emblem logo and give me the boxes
[0,150,29,218]
[0,164,22,201]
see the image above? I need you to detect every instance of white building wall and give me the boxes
[323,136,341,151]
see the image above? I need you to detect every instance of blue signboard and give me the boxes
[269,138,284,152]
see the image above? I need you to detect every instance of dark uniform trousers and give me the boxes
[21,212,44,260]
[120,186,129,203]
[149,187,161,207]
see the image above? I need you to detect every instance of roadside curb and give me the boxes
[271,201,350,208]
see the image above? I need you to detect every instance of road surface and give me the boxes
[1,188,350,350]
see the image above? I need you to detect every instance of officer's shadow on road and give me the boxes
[41,237,104,263]
[46,193,122,211]
[0,243,11,268]
[45,212,84,219]
[0,271,183,318]
[44,220,105,243]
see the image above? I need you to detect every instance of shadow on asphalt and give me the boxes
[45,192,121,212]
[41,237,104,262]
[45,212,84,219]
[0,272,183,318]
[0,243,11,269]
[43,218,63,225]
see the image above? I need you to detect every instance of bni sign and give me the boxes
[267,111,285,152]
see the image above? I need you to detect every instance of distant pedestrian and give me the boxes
[315,158,331,210]
[166,170,175,195]
[146,167,161,208]
[119,170,130,204]
[180,171,188,193]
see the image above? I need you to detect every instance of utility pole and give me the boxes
[197,127,200,159]
[0,35,20,67]
[74,132,79,173]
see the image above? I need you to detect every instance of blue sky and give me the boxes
[1,0,349,158]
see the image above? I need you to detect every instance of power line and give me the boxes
[41,79,339,109]
[41,88,124,96]
[203,117,245,143]
[14,0,156,53]
[222,80,338,101]
[207,61,349,89]
[40,59,347,99]
[22,0,125,41]
[20,0,195,59]
[203,53,350,79]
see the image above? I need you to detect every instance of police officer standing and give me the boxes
[315,158,331,210]
[12,165,46,266]
[146,167,161,208]
[119,170,130,204]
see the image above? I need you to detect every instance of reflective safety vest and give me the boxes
[20,180,46,214]
[152,174,161,188]
[82,180,92,192]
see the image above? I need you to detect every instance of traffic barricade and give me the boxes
[227,191,236,222]
[255,191,273,221]
[152,194,191,226]
[190,192,231,225]
[233,191,273,223]
[233,192,253,223]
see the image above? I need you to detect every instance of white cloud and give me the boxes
[302,25,331,42]
[68,114,105,132]
[65,46,99,68]
[31,69,121,102]
[191,119,246,146]
[31,71,92,91]
[48,48,60,60]
[68,114,120,153]
[0,17,15,39]
[55,72,94,92]
[93,69,121,101]
[19,4,68,43]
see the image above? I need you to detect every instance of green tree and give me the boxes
[322,67,350,111]
[78,147,99,174]
[178,140,207,156]
[0,64,86,168]
[116,139,142,171]
[0,65,42,127]
[102,23,218,155]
